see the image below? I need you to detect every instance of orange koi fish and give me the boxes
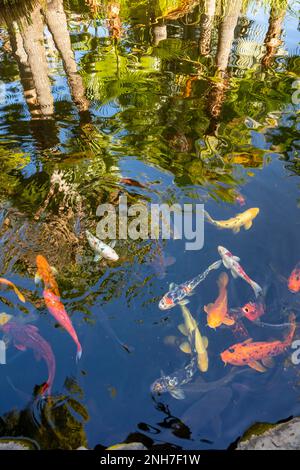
[204,272,234,329]
[288,262,300,293]
[43,289,82,361]
[35,255,60,297]
[0,278,25,303]
[221,313,296,372]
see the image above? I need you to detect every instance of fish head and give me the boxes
[106,248,119,261]
[217,246,228,259]
[150,379,167,395]
[159,295,174,310]
[36,255,49,275]
[207,313,220,329]
[251,208,260,218]
[288,266,300,293]
[241,301,264,321]
[220,345,238,364]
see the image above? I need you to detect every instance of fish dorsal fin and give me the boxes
[178,323,188,336]
[242,338,253,345]
[202,336,209,349]
[233,256,240,262]
[34,272,42,285]
[179,341,192,354]
[110,240,116,249]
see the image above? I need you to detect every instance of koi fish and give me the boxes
[178,303,209,372]
[146,241,176,279]
[218,246,262,298]
[1,320,56,395]
[204,272,234,329]
[239,301,265,321]
[158,260,222,310]
[43,289,82,361]
[86,230,119,262]
[220,313,296,372]
[0,278,25,303]
[288,262,300,293]
[35,255,60,297]
[151,352,198,400]
[204,208,259,233]
[0,312,12,326]
[120,178,147,189]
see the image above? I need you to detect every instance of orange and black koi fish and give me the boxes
[221,313,296,372]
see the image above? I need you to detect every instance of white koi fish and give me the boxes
[86,230,119,262]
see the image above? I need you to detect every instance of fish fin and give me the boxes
[231,270,238,279]
[34,273,42,284]
[244,221,253,230]
[248,360,266,372]
[217,272,229,288]
[165,256,176,267]
[94,254,103,262]
[14,343,27,352]
[251,281,263,298]
[169,387,185,400]
[223,315,235,326]
[232,226,240,234]
[233,256,240,262]
[51,266,58,276]
[178,323,188,336]
[179,299,190,305]
[242,338,253,344]
[262,357,275,368]
[179,341,192,354]
[169,283,178,290]
[204,303,214,314]
[109,240,116,249]
[222,258,231,269]
[202,336,209,349]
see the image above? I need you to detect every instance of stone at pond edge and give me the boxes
[237,417,300,450]
[0,437,39,450]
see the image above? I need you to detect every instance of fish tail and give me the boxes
[203,210,215,225]
[218,272,229,289]
[285,313,296,344]
[250,281,263,298]
[76,346,82,362]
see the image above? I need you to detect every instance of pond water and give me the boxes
[0,0,299,450]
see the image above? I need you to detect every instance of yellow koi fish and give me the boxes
[178,303,209,372]
[204,208,259,234]
[204,272,234,329]
[0,278,26,303]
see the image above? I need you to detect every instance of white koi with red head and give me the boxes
[217,246,262,298]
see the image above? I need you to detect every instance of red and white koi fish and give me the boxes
[217,246,262,298]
